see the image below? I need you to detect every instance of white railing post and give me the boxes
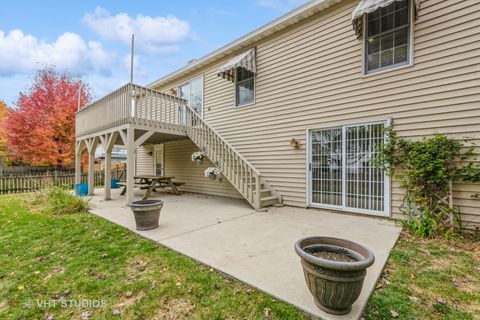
[130,84,136,120]
[254,173,261,210]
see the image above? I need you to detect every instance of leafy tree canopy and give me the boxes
[5,66,90,167]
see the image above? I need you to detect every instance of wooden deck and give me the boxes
[76,83,188,139]
[75,83,281,210]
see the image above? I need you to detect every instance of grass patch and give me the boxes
[33,187,91,215]
[0,194,307,319]
[364,232,480,320]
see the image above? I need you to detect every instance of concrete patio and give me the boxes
[89,189,401,320]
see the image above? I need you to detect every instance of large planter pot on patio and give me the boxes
[130,200,163,231]
[294,236,375,315]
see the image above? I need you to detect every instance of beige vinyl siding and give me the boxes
[164,139,242,199]
[135,146,153,175]
[152,0,480,226]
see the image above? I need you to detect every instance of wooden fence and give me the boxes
[0,165,60,175]
[0,166,126,195]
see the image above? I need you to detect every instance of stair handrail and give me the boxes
[184,106,262,208]
[183,107,260,176]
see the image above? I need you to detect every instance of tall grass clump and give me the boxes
[34,186,91,215]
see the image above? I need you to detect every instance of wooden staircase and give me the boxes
[184,106,281,210]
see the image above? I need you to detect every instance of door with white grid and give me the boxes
[308,122,389,216]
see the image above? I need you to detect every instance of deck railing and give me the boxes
[76,83,188,137]
[185,107,262,209]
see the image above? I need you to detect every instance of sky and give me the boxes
[0,0,307,105]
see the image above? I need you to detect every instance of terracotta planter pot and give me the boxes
[130,200,163,231]
[194,158,204,165]
[294,236,375,315]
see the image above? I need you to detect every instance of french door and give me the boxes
[154,144,165,176]
[308,122,389,216]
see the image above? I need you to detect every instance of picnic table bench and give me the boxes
[119,176,184,200]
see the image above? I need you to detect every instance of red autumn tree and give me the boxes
[5,66,91,167]
[0,100,9,164]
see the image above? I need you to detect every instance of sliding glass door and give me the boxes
[308,122,389,216]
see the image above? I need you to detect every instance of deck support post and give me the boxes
[100,132,118,201]
[75,140,85,185]
[104,150,112,200]
[125,127,135,206]
[86,137,99,196]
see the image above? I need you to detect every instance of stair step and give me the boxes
[260,195,280,207]
[192,138,281,210]
[260,188,271,197]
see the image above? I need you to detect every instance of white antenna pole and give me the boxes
[130,33,136,117]
[130,34,135,84]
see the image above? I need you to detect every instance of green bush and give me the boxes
[372,129,479,238]
[35,186,91,215]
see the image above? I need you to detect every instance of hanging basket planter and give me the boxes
[207,173,217,180]
[191,151,206,165]
[204,167,220,181]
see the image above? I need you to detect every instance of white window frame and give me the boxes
[177,75,204,118]
[234,67,256,107]
[362,0,415,76]
[306,119,391,217]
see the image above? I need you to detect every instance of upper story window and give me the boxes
[365,0,411,74]
[235,67,255,106]
[178,76,203,116]
[217,48,256,107]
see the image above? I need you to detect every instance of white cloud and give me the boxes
[83,7,191,54]
[0,29,115,77]
[256,0,307,11]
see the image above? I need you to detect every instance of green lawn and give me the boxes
[0,193,478,320]
[0,193,307,320]
[364,233,480,319]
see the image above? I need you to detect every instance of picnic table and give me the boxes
[119,175,183,200]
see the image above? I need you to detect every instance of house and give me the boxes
[95,146,127,171]
[75,0,480,227]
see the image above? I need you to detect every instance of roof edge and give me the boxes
[147,0,342,89]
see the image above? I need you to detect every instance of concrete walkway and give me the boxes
[89,189,401,320]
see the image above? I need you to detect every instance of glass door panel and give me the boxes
[310,128,343,206]
[345,124,385,212]
[154,144,164,176]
